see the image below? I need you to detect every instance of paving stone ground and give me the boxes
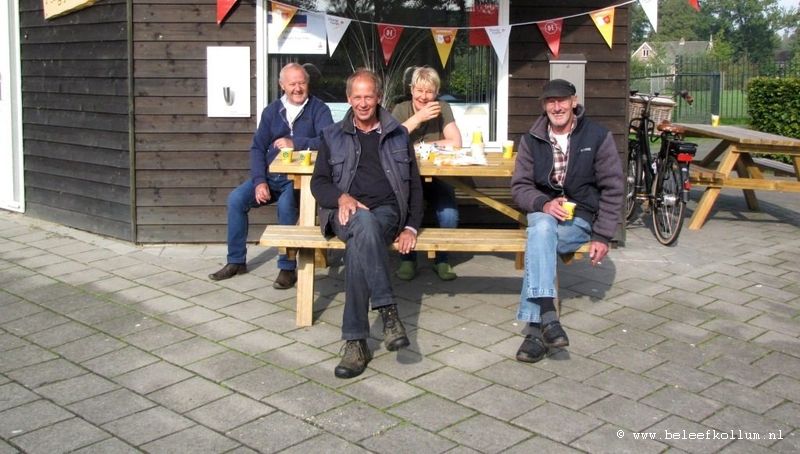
[1,183,799,453]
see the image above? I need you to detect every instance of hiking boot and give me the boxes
[516,335,547,363]
[434,262,457,281]
[334,339,371,379]
[378,304,410,351]
[272,269,297,289]
[395,261,416,281]
[542,321,569,348]
[208,263,247,281]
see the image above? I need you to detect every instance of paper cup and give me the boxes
[563,201,576,220]
[711,114,720,127]
[280,148,294,163]
[502,140,514,159]
[300,150,312,166]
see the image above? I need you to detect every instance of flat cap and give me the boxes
[540,79,576,99]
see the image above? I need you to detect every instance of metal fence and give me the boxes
[631,55,800,124]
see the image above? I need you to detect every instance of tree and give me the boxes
[702,0,784,64]
[654,0,709,42]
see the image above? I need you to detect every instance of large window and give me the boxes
[262,0,502,142]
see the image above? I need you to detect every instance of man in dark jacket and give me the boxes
[311,69,424,379]
[209,63,333,289]
[511,79,624,363]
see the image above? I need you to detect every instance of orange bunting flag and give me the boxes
[537,19,563,58]
[377,24,404,65]
[590,7,615,49]
[270,1,298,37]
[431,28,458,68]
[217,0,238,25]
[688,0,700,11]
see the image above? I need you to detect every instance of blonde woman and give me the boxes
[392,67,462,281]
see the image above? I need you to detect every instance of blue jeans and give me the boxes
[330,205,400,340]
[517,212,592,323]
[226,176,298,270]
[400,178,458,264]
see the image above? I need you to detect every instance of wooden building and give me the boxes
[3,0,630,243]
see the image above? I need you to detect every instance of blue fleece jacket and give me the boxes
[249,96,333,186]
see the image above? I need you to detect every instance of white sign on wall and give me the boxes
[207,46,251,118]
[268,12,326,54]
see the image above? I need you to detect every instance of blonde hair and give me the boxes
[410,67,440,94]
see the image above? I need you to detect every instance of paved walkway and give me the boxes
[1,187,799,453]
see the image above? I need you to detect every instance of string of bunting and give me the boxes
[217,0,701,67]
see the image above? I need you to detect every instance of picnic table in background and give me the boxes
[674,123,800,230]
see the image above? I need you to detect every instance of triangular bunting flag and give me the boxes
[590,7,615,49]
[537,19,563,58]
[217,0,238,25]
[639,0,658,32]
[325,14,351,56]
[270,1,297,37]
[431,28,457,68]
[485,26,511,62]
[377,24,404,66]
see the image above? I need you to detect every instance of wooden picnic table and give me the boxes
[264,151,524,327]
[674,123,800,230]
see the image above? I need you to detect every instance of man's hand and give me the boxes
[395,229,417,254]
[589,240,609,266]
[255,183,271,204]
[273,137,294,150]
[543,197,568,221]
[337,193,368,225]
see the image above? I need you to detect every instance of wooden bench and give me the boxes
[261,225,592,326]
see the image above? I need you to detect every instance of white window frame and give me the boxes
[0,0,24,212]
[255,0,510,138]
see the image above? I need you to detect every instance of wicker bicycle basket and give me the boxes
[629,96,675,130]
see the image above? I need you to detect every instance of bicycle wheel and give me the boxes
[625,141,643,222]
[651,156,685,246]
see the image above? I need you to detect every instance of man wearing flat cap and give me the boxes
[510,78,624,363]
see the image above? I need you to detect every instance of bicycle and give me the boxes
[626,91,697,246]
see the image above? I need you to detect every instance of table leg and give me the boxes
[688,144,739,230]
[736,153,761,210]
[295,248,315,327]
[296,175,317,327]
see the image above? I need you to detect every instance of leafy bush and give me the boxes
[748,77,800,139]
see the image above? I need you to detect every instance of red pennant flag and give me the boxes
[469,3,498,46]
[688,0,700,11]
[537,19,563,58]
[377,24,404,66]
[217,0,238,25]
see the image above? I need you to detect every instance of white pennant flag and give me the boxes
[485,26,511,63]
[325,14,351,56]
[639,0,658,33]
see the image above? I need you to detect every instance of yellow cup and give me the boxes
[711,114,720,127]
[563,201,576,220]
[300,150,312,166]
[502,140,514,159]
[280,147,294,163]
[472,130,483,144]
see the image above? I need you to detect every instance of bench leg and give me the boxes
[295,249,315,327]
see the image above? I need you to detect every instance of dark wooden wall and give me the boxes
[19,0,132,240]
[133,0,273,242]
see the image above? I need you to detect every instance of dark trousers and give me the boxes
[330,205,400,340]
